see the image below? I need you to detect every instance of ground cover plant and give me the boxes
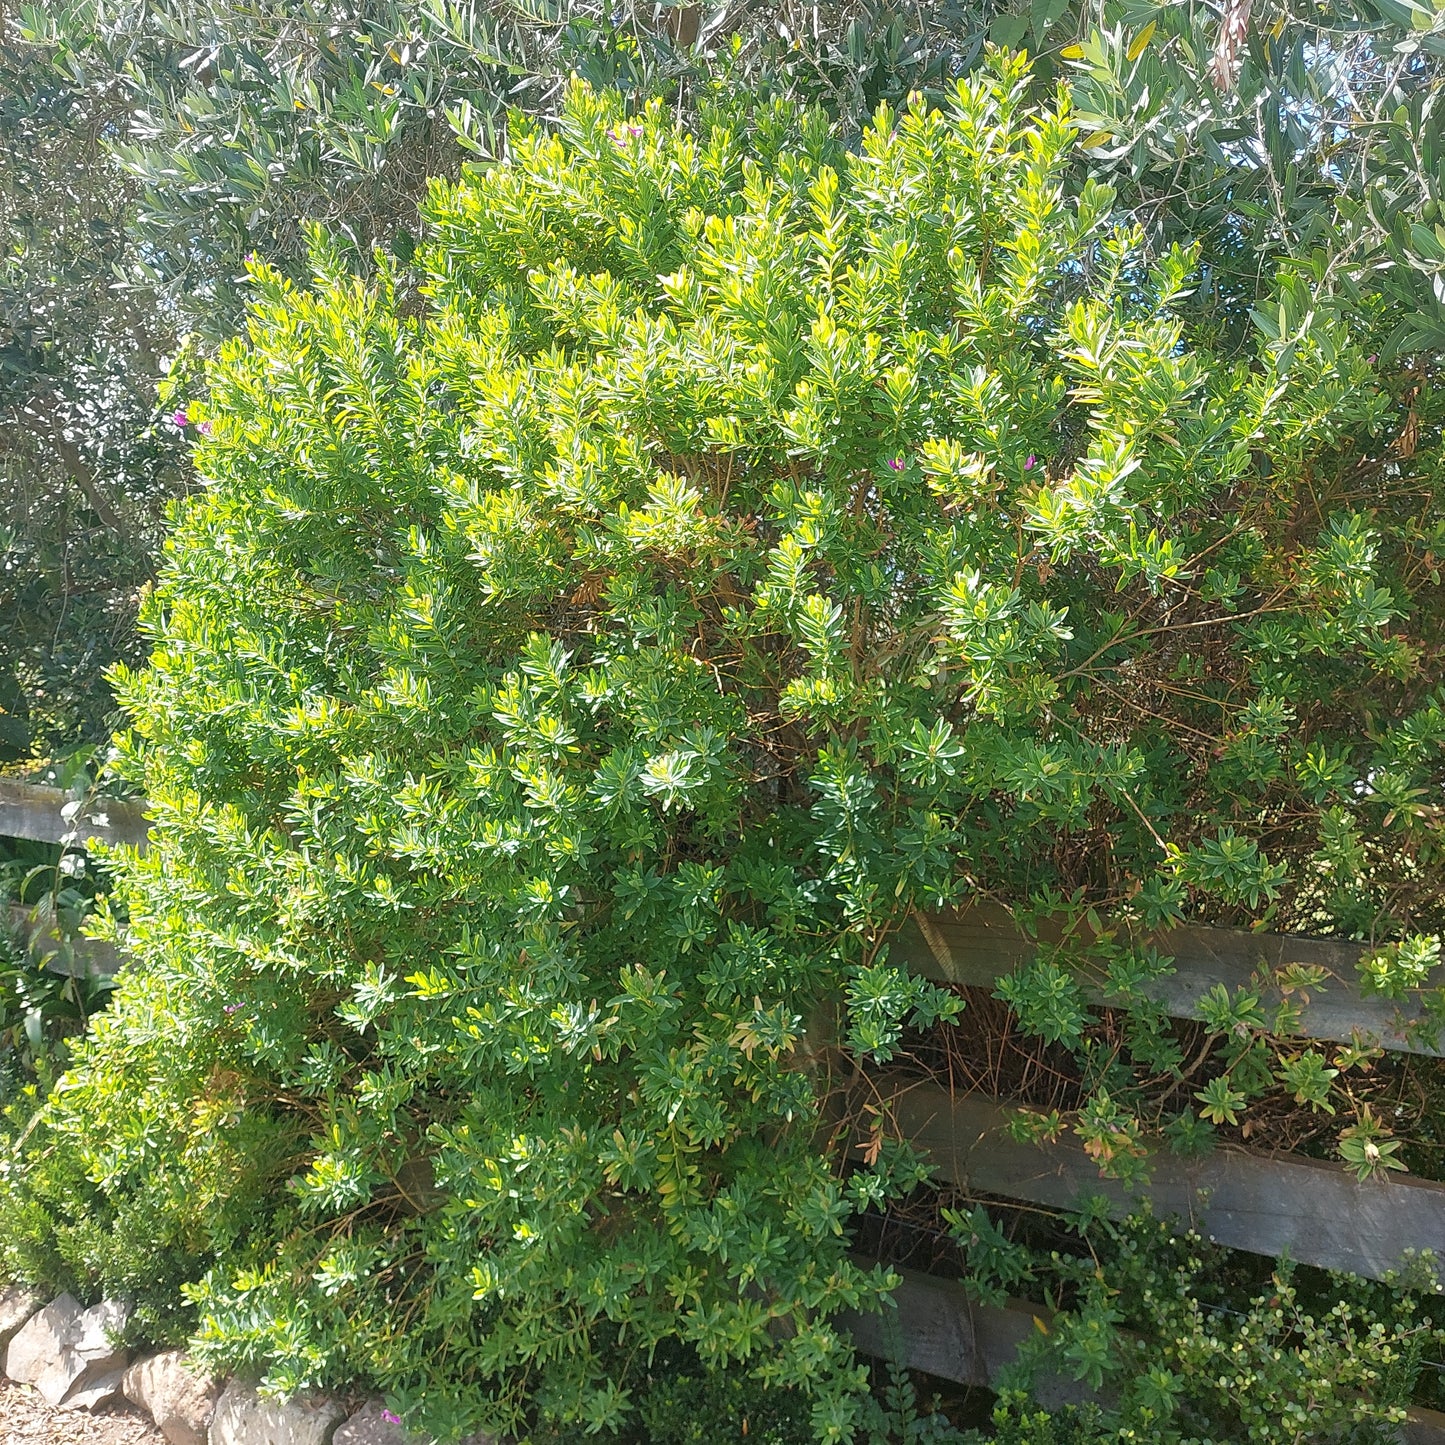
[854,1178,1445,1441]
[3,52,1444,1444]
[953,1208,1445,1443]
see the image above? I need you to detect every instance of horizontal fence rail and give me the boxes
[6,904,123,979]
[891,1084,1445,1285]
[895,904,1442,1057]
[0,779,149,850]
[841,1264,1093,1411]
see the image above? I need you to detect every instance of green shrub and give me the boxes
[5,53,1433,1443]
[0,1103,202,1345]
[633,1362,814,1444]
[966,1397,1112,1445]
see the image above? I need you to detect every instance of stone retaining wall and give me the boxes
[0,1286,496,1445]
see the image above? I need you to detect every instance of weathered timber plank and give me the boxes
[843,1260,1445,1442]
[1410,1413,1445,1445]
[842,1264,1096,1410]
[0,779,149,850]
[896,903,1443,1057]
[893,1084,1445,1284]
[5,903,124,978]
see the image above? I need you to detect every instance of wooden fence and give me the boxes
[6,903,123,978]
[1,780,142,977]
[0,778,149,851]
[4,779,1445,1435]
[860,905,1445,1439]
[891,1085,1445,1284]
[893,903,1443,1056]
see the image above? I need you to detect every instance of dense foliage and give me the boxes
[3,54,1442,1440]
[5,0,1445,762]
[0,17,182,759]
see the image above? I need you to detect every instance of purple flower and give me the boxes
[1368,354,1378,364]
[197,419,214,436]
[381,1410,403,1426]
[171,409,190,429]
[886,458,905,471]
[223,1003,243,1015]
[1024,454,1036,470]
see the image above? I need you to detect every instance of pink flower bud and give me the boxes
[886,458,905,471]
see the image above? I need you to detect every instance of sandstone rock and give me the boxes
[72,1297,130,1370]
[4,1293,129,1404]
[329,1399,502,1445]
[3,1291,79,1391]
[0,1286,44,1349]
[333,1400,411,1445]
[63,1365,126,1411]
[124,1349,224,1445]
[208,1379,347,1445]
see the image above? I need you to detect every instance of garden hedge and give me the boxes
[4,55,1443,1443]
